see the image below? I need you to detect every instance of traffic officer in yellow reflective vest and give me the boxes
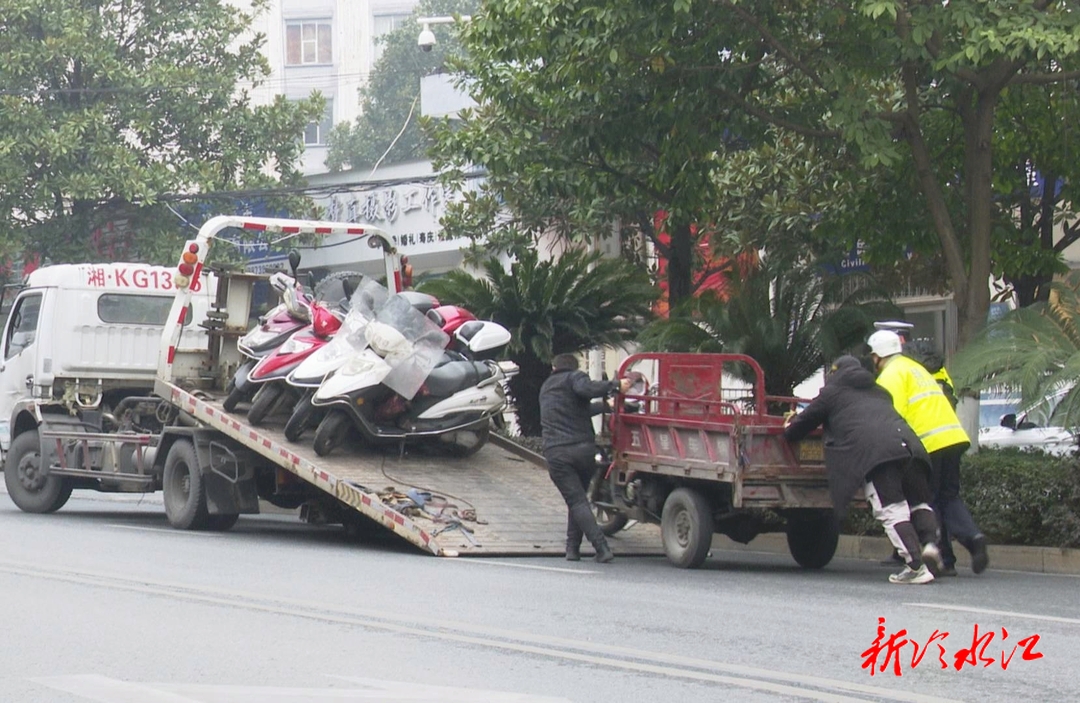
[867,330,989,576]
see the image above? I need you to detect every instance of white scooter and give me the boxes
[308,295,515,457]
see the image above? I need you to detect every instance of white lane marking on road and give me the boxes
[905,602,1080,625]
[106,525,223,537]
[1,560,960,703]
[33,674,201,702]
[37,675,573,702]
[448,559,597,574]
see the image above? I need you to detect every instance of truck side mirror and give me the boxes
[288,249,301,277]
[1000,413,1017,430]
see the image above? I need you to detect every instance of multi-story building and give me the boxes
[245,0,419,177]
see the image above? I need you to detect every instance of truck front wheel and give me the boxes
[3,430,72,513]
[660,487,714,568]
[163,440,210,530]
[786,511,839,569]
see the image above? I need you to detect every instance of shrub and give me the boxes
[961,448,1080,549]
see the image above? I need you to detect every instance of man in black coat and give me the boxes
[539,353,631,563]
[783,356,943,584]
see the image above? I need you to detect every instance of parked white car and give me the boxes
[977,390,1078,456]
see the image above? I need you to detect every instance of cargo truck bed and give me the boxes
[160,381,662,557]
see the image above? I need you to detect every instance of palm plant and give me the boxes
[637,252,900,402]
[419,247,658,436]
[952,271,1080,427]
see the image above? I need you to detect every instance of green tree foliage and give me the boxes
[952,271,1080,429]
[0,0,323,264]
[429,0,739,306]
[325,0,478,173]
[418,247,657,436]
[637,253,900,400]
[431,0,1080,345]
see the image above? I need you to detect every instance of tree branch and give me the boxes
[719,0,829,93]
[1012,69,1080,85]
[711,86,841,140]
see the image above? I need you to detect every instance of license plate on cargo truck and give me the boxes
[796,440,824,462]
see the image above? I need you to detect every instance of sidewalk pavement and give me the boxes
[713,532,1080,576]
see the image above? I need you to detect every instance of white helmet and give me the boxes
[867,329,903,357]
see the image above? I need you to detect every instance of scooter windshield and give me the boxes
[369,294,449,399]
[341,278,390,349]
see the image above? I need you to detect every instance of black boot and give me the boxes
[566,543,581,561]
[594,538,614,563]
[565,513,583,561]
[569,503,613,563]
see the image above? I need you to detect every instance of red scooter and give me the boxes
[244,299,344,426]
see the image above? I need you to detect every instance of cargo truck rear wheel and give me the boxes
[661,487,714,568]
[786,511,839,569]
[163,440,210,530]
[206,513,240,531]
[4,430,73,513]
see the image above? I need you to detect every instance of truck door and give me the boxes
[0,291,43,451]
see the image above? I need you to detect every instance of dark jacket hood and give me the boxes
[827,355,876,390]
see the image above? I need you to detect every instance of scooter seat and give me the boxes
[424,360,494,398]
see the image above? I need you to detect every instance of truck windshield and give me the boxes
[97,294,176,325]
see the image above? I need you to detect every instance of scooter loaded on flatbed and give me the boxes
[0,216,664,557]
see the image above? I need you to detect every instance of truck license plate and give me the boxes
[797,440,824,462]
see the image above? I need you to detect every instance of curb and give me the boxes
[713,533,1080,576]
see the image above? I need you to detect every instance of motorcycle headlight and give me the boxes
[279,337,315,355]
[341,357,381,377]
[243,328,280,347]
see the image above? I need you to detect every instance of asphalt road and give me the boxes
[0,489,1077,703]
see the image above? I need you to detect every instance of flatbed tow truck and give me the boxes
[1,215,662,557]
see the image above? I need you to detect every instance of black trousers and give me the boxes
[544,441,604,550]
[929,442,980,567]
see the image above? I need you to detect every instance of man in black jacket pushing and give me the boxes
[539,353,631,563]
[783,356,943,584]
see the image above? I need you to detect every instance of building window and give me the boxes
[304,99,333,146]
[372,13,410,64]
[286,21,332,65]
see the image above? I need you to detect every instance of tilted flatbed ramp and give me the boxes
[160,381,662,557]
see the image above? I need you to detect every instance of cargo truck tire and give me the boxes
[4,430,73,513]
[163,440,210,530]
[590,467,629,536]
[661,487,714,569]
[786,512,839,569]
[206,513,240,531]
[247,383,284,426]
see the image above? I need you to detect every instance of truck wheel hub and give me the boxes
[17,453,45,490]
[675,510,692,547]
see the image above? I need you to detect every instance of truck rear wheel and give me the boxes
[206,513,240,531]
[4,430,73,513]
[590,468,629,536]
[661,487,714,568]
[786,511,839,569]
[163,440,210,530]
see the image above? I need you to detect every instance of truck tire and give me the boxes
[313,411,350,457]
[3,430,73,513]
[162,440,210,530]
[247,383,283,426]
[284,393,317,442]
[206,513,240,531]
[591,468,629,536]
[786,511,839,569]
[661,487,714,569]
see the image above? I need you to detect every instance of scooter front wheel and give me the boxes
[313,410,350,457]
[247,383,283,426]
[284,393,317,443]
[222,385,249,413]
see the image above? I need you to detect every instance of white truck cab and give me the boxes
[0,263,215,453]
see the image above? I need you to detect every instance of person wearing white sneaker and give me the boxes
[890,563,935,584]
[784,356,942,584]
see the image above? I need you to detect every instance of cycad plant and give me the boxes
[419,247,657,436]
[952,271,1080,427]
[637,252,899,402]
